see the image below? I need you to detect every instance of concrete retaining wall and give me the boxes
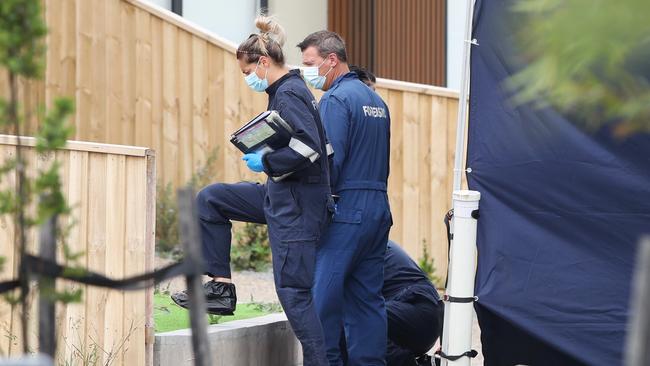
[154,313,302,366]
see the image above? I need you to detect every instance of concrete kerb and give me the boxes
[154,313,302,366]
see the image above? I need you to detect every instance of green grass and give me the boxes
[154,293,282,333]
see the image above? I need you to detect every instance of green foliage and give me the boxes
[207,314,223,325]
[34,160,70,223]
[0,0,80,354]
[155,148,219,256]
[0,0,47,78]
[508,0,650,136]
[50,288,83,304]
[2,292,20,306]
[187,147,220,189]
[155,181,179,255]
[250,300,283,313]
[418,243,443,288]
[36,98,75,152]
[154,293,276,332]
[61,231,85,263]
[38,285,83,305]
[0,0,75,230]
[232,222,271,272]
[0,190,16,215]
[0,103,76,246]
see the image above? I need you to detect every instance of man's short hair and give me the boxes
[297,30,348,62]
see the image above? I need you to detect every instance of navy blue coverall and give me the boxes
[315,72,393,366]
[340,241,443,366]
[196,70,332,366]
[383,241,442,365]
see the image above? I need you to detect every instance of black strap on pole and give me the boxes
[435,349,479,361]
[444,209,454,242]
[443,209,454,289]
[443,294,478,303]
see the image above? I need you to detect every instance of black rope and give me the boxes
[0,255,199,294]
[0,279,20,294]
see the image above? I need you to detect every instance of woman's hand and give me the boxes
[242,153,264,172]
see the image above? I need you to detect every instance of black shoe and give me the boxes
[171,281,237,315]
[415,354,433,366]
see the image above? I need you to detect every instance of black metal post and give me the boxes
[38,215,57,358]
[177,188,212,366]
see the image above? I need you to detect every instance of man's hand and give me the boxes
[242,153,264,173]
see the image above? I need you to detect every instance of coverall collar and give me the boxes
[266,69,302,97]
[329,72,359,90]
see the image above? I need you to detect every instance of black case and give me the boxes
[230,110,294,155]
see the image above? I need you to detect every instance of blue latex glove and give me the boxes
[242,153,264,173]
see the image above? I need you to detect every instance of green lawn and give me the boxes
[154,293,282,333]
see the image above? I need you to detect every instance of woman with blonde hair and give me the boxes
[172,16,332,365]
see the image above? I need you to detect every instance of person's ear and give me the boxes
[328,53,338,68]
[260,55,270,68]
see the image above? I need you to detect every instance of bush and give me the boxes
[418,242,444,288]
[155,181,179,255]
[155,148,218,257]
[232,222,271,271]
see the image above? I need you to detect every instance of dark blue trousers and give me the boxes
[385,286,442,366]
[314,189,392,366]
[340,285,442,366]
[196,181,330,366]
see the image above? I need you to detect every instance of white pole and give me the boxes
[452,0,477,193]
[440,0,479,364]
[441,190,480,366]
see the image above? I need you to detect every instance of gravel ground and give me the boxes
[155,256,482,364]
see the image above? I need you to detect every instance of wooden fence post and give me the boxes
[177,188,212,366]
[625,236,650,366]
[38,215,57,358]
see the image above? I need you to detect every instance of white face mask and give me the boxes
[301,59,333,90]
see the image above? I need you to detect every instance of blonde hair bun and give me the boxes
[255,15,286,47]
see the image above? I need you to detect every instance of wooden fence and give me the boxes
[0,135,156,365]
[0,0,461,285]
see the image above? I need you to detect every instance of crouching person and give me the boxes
[340,241,444,366]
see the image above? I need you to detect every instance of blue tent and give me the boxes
[468,1,650,365]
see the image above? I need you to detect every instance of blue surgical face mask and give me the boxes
[245,59,269,92]
[301,59,332,90]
